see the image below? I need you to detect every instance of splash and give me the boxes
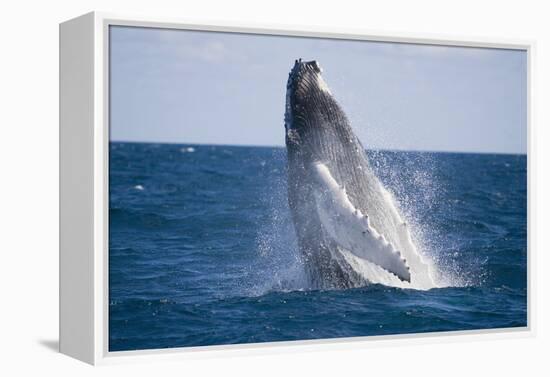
[250,149,468,294]
[247,151,309,296]
[367,150,467,289]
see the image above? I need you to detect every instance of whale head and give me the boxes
[285,59,332,130]
[285,59,350,160]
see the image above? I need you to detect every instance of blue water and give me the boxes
[109,142,527,351]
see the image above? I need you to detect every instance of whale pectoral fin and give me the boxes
[312,162,411,282]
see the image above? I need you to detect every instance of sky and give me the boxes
[110,26,527,154]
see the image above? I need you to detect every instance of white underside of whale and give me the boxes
[312,162,413,282]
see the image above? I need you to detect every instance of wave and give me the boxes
[110,207,171,229]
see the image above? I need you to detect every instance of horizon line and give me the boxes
[109,139,527,156]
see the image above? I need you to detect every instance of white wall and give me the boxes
[0,0,548,375]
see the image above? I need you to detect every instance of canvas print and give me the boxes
[108,26,527,351]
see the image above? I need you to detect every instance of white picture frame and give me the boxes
[59,11,535,365]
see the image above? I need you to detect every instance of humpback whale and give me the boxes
[285,59,434,290]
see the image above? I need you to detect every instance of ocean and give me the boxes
[109,142,527,352]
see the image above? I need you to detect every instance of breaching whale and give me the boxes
[285,59,433,290]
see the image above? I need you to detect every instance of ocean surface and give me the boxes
[109,142,527,352]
